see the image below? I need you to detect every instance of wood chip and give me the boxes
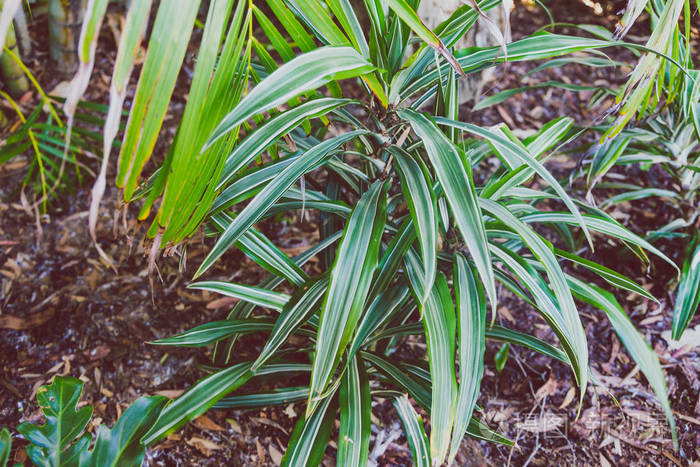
[559,387,576,409]
[194,415,225,432]
[206,296,237,310]
[535,376,558,401]
[256,438,265,462]
[269,444,283,466]
[0,309,55,330]
[497,306,516,324]
[155,389,184,398]
[186,436,222,456]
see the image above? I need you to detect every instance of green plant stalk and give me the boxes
[48,0,85,76]
[0,18,28,97]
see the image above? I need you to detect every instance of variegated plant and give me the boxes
[1,0,688,465]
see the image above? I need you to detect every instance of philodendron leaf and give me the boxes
[17,376,93,467]
[309,180,387,415]
[0,428,10,467]
[79,396,168,467]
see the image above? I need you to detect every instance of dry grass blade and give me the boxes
[89,0,152,266]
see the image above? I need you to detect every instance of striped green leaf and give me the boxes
[384,0,463,75]
[519,211,678,272]
[388,145,437,302]
[326,0,370,56]
[195,130,368,277]
[555,249,658,303]
[208,213,308,286]
[281,393,337,467]
[187,281,290,311]
[449,253,486,463]
[567,277,677,449]
[151,319,277,347]
[338,357,371,467]
[288,0,350,46]
[486,325,569,364]
[217,97,350,188]
[481,199,589,393]
[205,47,374,149]
[142,362,253,445]
[405,252,456,465]
[393,395,431,467]
[349,285,410,357]
[215,387,309,409]
[672,236,700,340]
[436,117,594,247]
[489,244,581,388]
[309,180,387,414]
[398,109,497,318]
[361,352,430,409]
[252,277,328,370]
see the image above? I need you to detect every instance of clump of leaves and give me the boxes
[1,0,688,464]
[1,376,166,467]
[575,35,699,340]
[130,1,680,465]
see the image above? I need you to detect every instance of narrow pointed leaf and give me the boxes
[338,357,371,467]
[567,277,677,449]
[405,253,456,465]
[117,0,201,198]
[309,180,387,414]
[151,319,283,347]
[388,145,437,302]
[393,395,431,467]
[188,281,290,311]
[398,109,497,317]
[217,98,350,188]
[481,199,588,393]
[449,254,486,463]
[486,325,569,364]
[142,362,253,445]
[519,212,678,273]
[436,117,594,248]
[215,387,310,409]
[672,236,700,340]
[555,249,658,303]
[281,394,337,467]
[196,130,367,277]
[205,47,374,148]
[252,277,328,370]
[384,0,464,75]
